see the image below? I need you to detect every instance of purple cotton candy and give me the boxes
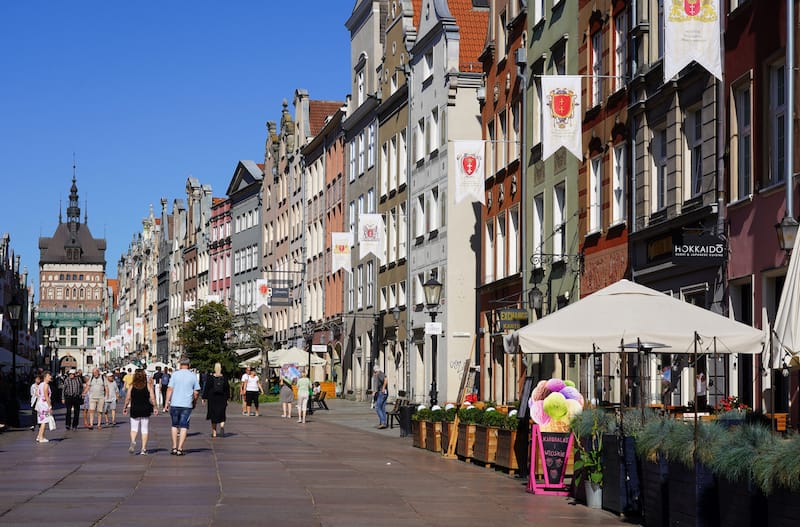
[560,386,582,401]
[545,378,566,393]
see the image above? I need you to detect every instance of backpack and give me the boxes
[212,375,226,395]
[161,373,170,386]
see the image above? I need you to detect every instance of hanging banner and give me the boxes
[123,324,133,344]
[358,214,385,263]
[134,317,143,338]
[541,75,582,161]
[255,279,272,308]
[331,232,353,273]
[664,0,721,81]
[453,140,485,204]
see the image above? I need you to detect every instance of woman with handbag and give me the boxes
[35,372,53,443]
[122,370,157,455]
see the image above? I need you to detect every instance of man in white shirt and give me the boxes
[240,367,251,415]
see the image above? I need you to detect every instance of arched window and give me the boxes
[79,288,85,299]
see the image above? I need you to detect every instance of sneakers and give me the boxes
[377,424,388,429]
[36,438,49,443]
[129,442,136,454]
[138,450,148,456]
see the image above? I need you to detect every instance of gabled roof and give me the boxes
[39,223,106,266]
[449,0,489,72]
[224,160,264,197]
[309,100,345,136]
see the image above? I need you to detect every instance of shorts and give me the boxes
[104,401,116,413]
[169,406,193,429]
[89,398,105,413]
[245,391,259,407]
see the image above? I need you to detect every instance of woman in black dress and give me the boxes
[202,362,229,437]
[122,370,156,455]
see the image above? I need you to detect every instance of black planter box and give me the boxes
[767,488,800,527]
[641,455,669,527]
[601,434,641,516]
[668,461,719,527]
[717,476,766,527]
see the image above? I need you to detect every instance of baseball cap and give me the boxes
[373,365,381,372]
[106,372,114,378]
[68,369,77,374]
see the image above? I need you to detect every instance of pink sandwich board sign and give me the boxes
[527,424,575,496]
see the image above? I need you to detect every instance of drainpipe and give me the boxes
[717,7,727,316]
[787,0,795,221]
[404,62,414,402]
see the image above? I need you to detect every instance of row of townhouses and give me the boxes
[46,1,798,427]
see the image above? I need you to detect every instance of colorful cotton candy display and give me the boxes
[528,377,584,432]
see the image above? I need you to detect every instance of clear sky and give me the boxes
[0,1,352,285]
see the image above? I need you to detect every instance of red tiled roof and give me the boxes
[212,197,226,206]
[256,163,265,171]
[449,0,489,73]
[309,100,344,137]
[413,0,422,30]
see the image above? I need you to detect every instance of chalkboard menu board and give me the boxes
[540,431,571,483]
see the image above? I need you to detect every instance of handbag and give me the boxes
[47,415,56,431]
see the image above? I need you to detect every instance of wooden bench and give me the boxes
[311,391,329,411]
[388,398,409,429]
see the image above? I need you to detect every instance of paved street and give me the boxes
[0,399,637,526]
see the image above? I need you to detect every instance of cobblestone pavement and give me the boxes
[0,399,640,526]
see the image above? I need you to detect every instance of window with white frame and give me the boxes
[653,128,668,211]
[380,286,387,311]
[589,155,602,232]
[686,108,703,197]
[532,63,543,145]
[349,201,355,243]
[486,119,495,176]
[347,275,354,311]
[591,31,602,106]
[657,0,665,60]
[439,189,446,229]
[498,110,508,168]
[427,187,439,232]
[533,0,544,24]
[399,129,407,185]
[414,272,425,305]
[368,123,375,168]
[415,118,425,162]
[509,206,520,274]
[496,212,507,280]
[769,61,786,186]
[367,188,375,213]
[498,10,508,56]
[389,135,398,191]
[380,142,389,196]
[399,202,407,258]
[366,261,374,306]
[554,183,566,259]
[414,195,425,237]
[399,280,406,306]
[511,101,520,161]
[533,193,544,264]
[358,194,365,220]
[388,209,396,262]
[733,83,752,199]
[614,11,626,92]
[389,283,396,308]
[391,71,398,94]
[357,265,364,309]
[485,220,495,283]
[358,132,365,175]
[439,107,447,147]
[423,50,433,80]
[349,141,356,181]
[357,68,365,106]
[429,108,439,154]
[612,144,626,224]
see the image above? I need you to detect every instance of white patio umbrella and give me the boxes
[268,347,327,368]
[772,224,800,368]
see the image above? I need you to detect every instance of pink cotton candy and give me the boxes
[545,378,566,393]
[531,380,551,401]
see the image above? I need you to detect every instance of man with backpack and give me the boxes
[160,368,171,412]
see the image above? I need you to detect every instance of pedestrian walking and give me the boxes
[296,370,311,424]
[159,368,171,411]
[35,372,53,443]
[81,375,91,428]
[29,375,41,431]
[240,367,250,415]
[279,374,295,419]
[61,369,83,430]
[372,366,388,429]
[104,372,120,426]
[243,369,263,417]
[201,362,229,438]
[153,367,163,409]
[83,368,108,430]
[122,370,157,455]
[163,356,200,456]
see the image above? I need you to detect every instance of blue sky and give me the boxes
[0,1,351,284]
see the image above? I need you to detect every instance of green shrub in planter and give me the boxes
[501,413,520,431]
[753,432,800,495]
[412,408,432,422]
[708,422,775,485]
[443,407,457,422]
[458,406,483,424]
[570,407,614,439]
[480,409,507,428]
[430,409,446,423]
[636,415,681,460]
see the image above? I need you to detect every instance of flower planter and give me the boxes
[586,481,603,509]
[766,488,800,527]
[472,424,498,466]
[441,421,456,453]
[495,428,524,474]
[456,423,476,461]
[424,421,442,453]
[412,420,426,449]
[716,476,766,527]
[640,455,669,527]
[601,434,641,516]
[668,460,719,527]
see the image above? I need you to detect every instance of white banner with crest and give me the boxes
[541,75,582,161]
[358,214,385,263]
[331,232,353,273]
[664,0,721,81]
[453,140,485,204]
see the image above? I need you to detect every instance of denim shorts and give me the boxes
[169,406,193,429]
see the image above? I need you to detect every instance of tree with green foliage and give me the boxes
[178,302,236,375]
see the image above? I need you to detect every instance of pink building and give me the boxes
[209,197,232,307]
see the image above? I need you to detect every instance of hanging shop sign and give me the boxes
[496,308,529,331]
[672,235,726,264]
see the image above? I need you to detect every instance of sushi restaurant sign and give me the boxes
[672,235,726,264]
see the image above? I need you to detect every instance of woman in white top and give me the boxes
[240,367,250,415]
[243,370,264,417]
[35,373,53,443]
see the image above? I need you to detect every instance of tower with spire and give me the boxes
[37,175,107,373]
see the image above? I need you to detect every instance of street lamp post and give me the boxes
[50,335,58,376]
[423,274,443,407]
[7,298,23,427]
[305,317,314,381]
[390,306,400,382]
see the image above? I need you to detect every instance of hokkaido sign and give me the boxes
[672,235,725,264]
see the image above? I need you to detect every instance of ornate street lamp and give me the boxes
[7,298,23,427]
[775,216,799,252]
[528,286,544,314]
[305,316,314,380]
[423,274,442,406]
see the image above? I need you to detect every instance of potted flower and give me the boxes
[425,407,445,453]
[473,407,504,466]
[572,410,605,509]
[495,410,523,474]
[456,405,482,461]
[411,406,431,449]
[635,416,678,527]
[600,409,649,516]
[752,431,800,525]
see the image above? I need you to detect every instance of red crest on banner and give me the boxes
[552,93,573,119]
[363,225,377,240]
[461,154,478,176]
[258,284,269,295]
[684,0,700,16]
